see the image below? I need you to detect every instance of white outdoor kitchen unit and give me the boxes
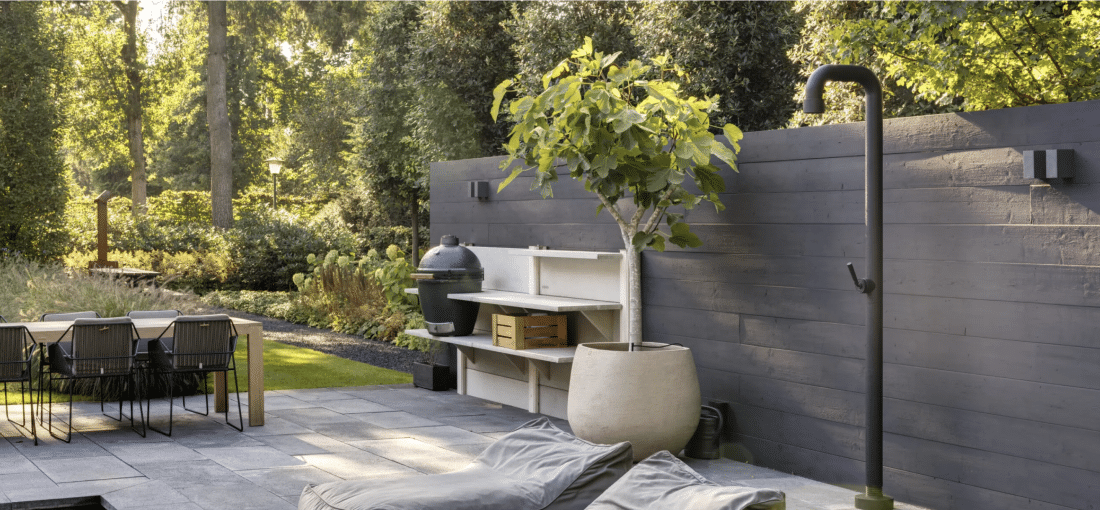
[406,246,629,419]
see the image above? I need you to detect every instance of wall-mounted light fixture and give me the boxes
[469,181,490,201]
[1024,149,1075,181]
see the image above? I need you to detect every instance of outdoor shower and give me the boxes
[804,64,894,510]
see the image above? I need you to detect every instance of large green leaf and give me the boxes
[491,79,511,122]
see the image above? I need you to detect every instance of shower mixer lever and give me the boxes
[847,262,875,294]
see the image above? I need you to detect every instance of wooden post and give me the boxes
[90,191,119,269]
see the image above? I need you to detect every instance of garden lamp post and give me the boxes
[265,157,284,208]
[411,180,421,267]
[804,64,894,510]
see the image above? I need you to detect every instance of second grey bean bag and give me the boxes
[299,417,632,510]
[584,451,786,510]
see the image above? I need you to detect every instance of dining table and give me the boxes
[13,316,266,427]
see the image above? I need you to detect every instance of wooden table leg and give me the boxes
[246,328,264,426]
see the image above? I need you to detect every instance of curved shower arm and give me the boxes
[804,64,882,113]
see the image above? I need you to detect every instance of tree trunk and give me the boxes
[115,0,146,213]
[626,245,642,347]
[207,1,233,228]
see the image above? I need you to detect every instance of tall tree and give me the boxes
[410,1,517,157]
[504,1,639,97]
[632,1,802,132]
[0,2,69,259]
[839,1,1100,111]
[113,0,147,211]
[207,1,233,228]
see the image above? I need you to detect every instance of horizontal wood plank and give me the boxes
[884,364,1100,430]
[737,435,864,488]
[886,433,1099,510]
[731,402,864,461]
[738,374,864,427]
[886,328,1100,390]
[885,398,1100,474]
[886,294,1100,350]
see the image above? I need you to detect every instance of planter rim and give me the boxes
[577,341,690,353]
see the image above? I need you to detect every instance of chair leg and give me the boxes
[182,374,211,417]
[226,363,243,432]
[128,373,145,438]
[6,380,38,445]
[148,371,175,436]
[27,379,36,446]
[47,376,74,444]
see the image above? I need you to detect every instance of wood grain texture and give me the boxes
[886,433,1099,510]
[884,363,1100,430]
[884,398,1100,473]
[431,98,1100,510]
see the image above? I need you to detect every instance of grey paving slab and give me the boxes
[33,455,144,483]
[10,431,110,459]
[240,416,312,437]
[300,450,421,479]
[133,460,248,490]
[6,477,147,505]
[255,395,314,411]
[350,411,444,429]
[0,470,56,491]
[104,442,206,465]
[349,438,474,475]
[0,441,40,475]
[269,407,362,426]
[256,433,360,455]
[433,412,537,433]
[178,483,295,510]
[194,445,305,471]
[236,465,342,497]
[395,425,497,448]
[169,427,265,449]
[307,421,410,443]
[3,388,933,510]
[100,479,193,509]
[275,388,358,402]
[317,398,394,414]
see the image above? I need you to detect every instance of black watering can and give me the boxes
[684,405,724,459]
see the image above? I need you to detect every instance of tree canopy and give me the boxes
[4,0,1100,260]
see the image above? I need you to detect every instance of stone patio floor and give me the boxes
[1,384,928,510]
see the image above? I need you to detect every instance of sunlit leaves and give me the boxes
[492,38,742,258]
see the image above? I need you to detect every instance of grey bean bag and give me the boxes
[584,451,786,510]
[299,417,632,510]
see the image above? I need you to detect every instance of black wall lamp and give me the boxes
[469,181,490,201]
[1024,149,1075,181]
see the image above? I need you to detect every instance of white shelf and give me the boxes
[446,290,621,312]
[508,248,621,260]
[405,329,576,364]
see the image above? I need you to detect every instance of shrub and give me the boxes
[63,249,231,293]
[0,253,196,321]
[226,208,356,291]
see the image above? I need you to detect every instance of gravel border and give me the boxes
[198,306,425,374]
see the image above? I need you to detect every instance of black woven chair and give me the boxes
[41,311,101,321]
[42,317,144,442]
[0,324,38,445]
[126,309,181,362]
[145,314,243,436]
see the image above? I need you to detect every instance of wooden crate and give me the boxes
[492,313,568,350]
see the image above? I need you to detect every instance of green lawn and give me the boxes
[207,338,412,394]
[4,339,411,404]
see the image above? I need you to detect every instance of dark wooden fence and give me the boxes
[430,99,1100,510]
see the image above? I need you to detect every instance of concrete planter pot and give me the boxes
[567,342,701,461]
